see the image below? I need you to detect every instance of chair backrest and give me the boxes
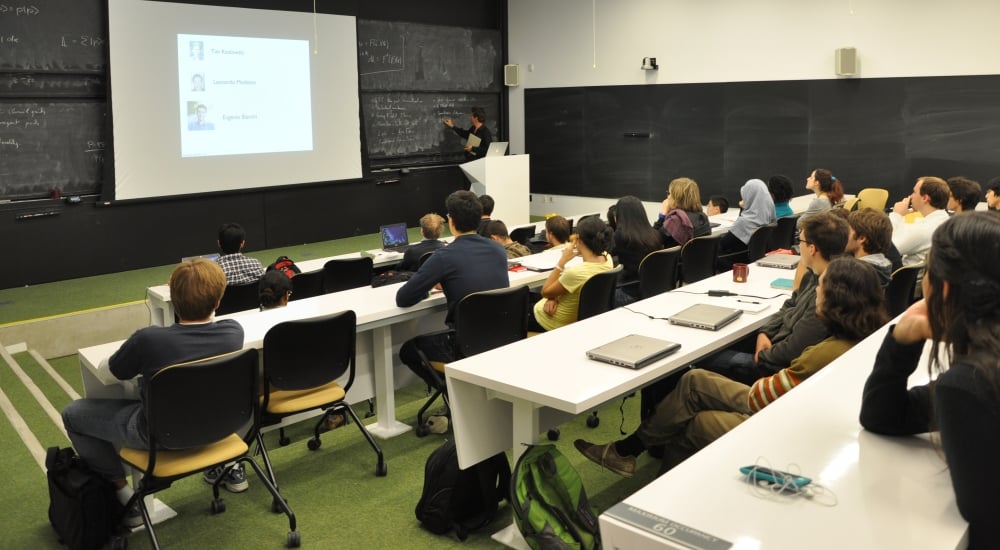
[453,286,529,359]
[322,257,373,294]
[418,251,436,268]
[857,188,890,212]
[217,283,260,316]
[509,226,536,246]
[145,349,259,449]
[746,224,775,263]
[577,265,623,321]
[841,197,860,211]
[680,234,721,284]
[263,310,358,392]
[886,264,923,317]
[290,270,324,301]
[769,215,800,251]
[638,247,681,299]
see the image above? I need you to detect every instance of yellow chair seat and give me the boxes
[264,380,346,414]
[120,433,248,478]
[430,361,446,374]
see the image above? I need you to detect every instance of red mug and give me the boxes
[732,263,749,283]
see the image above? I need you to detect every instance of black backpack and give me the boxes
[46,446,124,550]
[415,439,511,540]
[267,255,301,279]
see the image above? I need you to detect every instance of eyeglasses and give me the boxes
[799,239,812,246]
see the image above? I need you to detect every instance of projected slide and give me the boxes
[178,35,312,157]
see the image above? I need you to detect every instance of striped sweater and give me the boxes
[748,337,856,412]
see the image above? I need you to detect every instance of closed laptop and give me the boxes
[757,254,800,269]
[668,304,742,331]
[586,334,681,369]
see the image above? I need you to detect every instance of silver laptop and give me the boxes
[668,304,743,331]
[181,252,220,262]
[586,334,681,369]
[757,254,800,269]
[379,223,410,252]
[486,141,508,157]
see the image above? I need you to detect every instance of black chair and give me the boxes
[886,264,923,317]
[216,283,259,316]
[258,310,387,481]
[577,265,623,321]
[769,215,800,251]
[637,247,681,299]
[415,286,529,436]
[289,270,324,301]
[718,224,774,268]
[679,234,721,284]
[417,251,435,269]
[322,257,373,293]
[117,349,299,549]
[510,225,536,246]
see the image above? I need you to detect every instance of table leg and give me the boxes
[491,398,540,549]
[366,325,412,439]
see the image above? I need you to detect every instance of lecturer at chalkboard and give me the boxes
[444,107,492,161]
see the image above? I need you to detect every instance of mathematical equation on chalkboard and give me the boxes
[363,92,498,160]
[0,0,106,72]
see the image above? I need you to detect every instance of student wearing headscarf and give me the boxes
[718,179,776,259]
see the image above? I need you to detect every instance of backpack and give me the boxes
[371,270,413,287]
[46,446,124,550]
[510,444,601,550]
[415,439,511,540]
[267,255,301,279]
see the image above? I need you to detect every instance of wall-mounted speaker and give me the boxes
[835,47,858,77]
[504,64,520,87]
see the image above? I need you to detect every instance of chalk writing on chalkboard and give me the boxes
[0,0,107,72]
[358,34,404,76]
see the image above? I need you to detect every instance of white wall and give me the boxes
[508,0,1000,216]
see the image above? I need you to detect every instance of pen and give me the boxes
[737,299,760,304]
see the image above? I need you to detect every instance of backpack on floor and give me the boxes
[510,444,601,550]
[267,255,301,278]
[46,446,124,550]
[415,439,511,540]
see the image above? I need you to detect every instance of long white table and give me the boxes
[445,264,793,547]
[599,322,968,549]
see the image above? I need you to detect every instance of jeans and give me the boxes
[62,398,148,482]
[399,331,458,388]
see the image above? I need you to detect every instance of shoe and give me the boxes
[321,411,348,432]
[123,502,144,529]
[574,439,636,478]
[424,415,449,434]
[203,463,249,493]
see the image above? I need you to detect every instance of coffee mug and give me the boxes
[732,263,749,283]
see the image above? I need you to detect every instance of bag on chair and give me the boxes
[46,446,124,550]
[267,255,301,279]
[415,439,510,540]
[510,444,601,550]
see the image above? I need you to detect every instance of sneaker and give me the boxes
[203,463,249,493]
[123,502,144,529]
[573,439,636,478]
[424,415,449,434]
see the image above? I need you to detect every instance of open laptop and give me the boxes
[668,304,743,331]
[757,254,800,269]
[379,223,410,252]
[181,252,220,262]
[486,141,508,157]
[586,334,681,369]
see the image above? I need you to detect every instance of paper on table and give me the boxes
[466,134,482,148]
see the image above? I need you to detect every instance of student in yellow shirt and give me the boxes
[528,216,614,332]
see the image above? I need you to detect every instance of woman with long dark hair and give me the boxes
[612,195,662,305]
[860,212,1000,549]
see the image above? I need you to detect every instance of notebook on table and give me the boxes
[668,304,743,331]
[380,223,410,252]
[757,254,800,269]
[586,334,681,369]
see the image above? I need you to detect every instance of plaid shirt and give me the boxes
[217,253,265,286]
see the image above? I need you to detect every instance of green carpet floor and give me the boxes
[3,352,662,549]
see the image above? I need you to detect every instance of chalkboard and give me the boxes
[362,91,499,164]
[0,100,105,199]
[1,73,105,98]
[0,0,106,72]
[526,75,1000,202]
[357,20,501,92]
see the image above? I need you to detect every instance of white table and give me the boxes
[445,264,792,548]
[599,322,968,550]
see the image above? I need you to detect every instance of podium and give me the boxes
[460,154,530,228]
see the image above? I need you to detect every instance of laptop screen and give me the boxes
[380,223,409,249]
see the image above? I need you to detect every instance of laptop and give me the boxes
[757,254,800,269]
[379,223,410,252]
[486,141,508,157]
[668,304,743,331]
[181,252,220,262]
[586,334,681,370]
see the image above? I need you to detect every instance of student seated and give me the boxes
[653,177,712,248]
[797,168,844,230]
[485,220,532,259]
[576,256,887,477]
[545,215,572,250]
[61,260,245,527]
[258,270,292,310]
[216,222,265,285]
[528,216,614,332]
[399,213,447,271]
[860,212,1000,550]
[706,195,729,216]
[768,174,795,218]
[717,179,776,269]
[612,196,663,307]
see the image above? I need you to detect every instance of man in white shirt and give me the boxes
[889,176,950,266]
